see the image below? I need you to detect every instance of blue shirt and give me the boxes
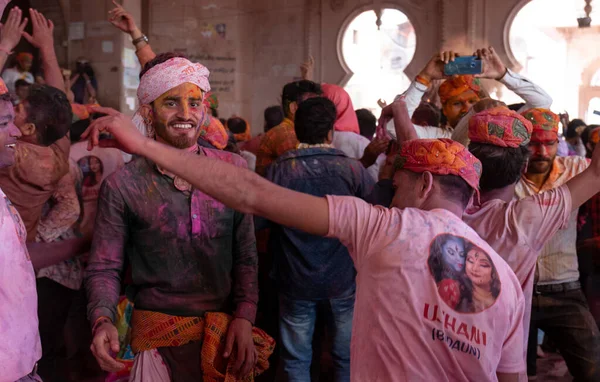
[266,147,374,299]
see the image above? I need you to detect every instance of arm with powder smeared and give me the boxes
[379,99,419,144]
[83,107,331,238]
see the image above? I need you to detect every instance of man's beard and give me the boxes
[527,158,553,174]
[154,120,200,149]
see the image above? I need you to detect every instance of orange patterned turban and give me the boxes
[520,108,559,142]
[438,75,482,105]
[395,138,481,199]
[468,106,533,148]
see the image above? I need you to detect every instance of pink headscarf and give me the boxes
[322,83,360,134]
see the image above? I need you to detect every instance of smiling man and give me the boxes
[0,76,43,382]
[84,54,261,381]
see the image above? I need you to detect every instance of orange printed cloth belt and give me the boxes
[131,310,275,381]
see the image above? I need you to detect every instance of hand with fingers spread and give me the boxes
[22,9,54,51]
[223,318,257,378]
[81,106,148,154]
[109,0,141,38]
[418,51,459,83]
[300,55,315,81]
[473,47,507,80]
[90,320,125,372]
[0,7,28,53]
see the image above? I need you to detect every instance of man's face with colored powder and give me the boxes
[527,136,558,175]
[442,90,480,128]
[152,82,205,149]
[0,100,21,168]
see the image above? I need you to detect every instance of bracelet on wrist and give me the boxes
[92,316,112,335]
[415,74,432,87]
[132,35,148,46]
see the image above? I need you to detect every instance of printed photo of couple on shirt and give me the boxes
[428,234,501,313]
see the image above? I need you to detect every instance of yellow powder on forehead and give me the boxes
[155,82,204,103]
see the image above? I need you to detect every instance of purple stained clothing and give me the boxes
[84,148,259,325]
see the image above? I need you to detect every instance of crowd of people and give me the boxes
[1,2,600,382]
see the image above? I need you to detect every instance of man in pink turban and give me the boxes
[85,53,260,381]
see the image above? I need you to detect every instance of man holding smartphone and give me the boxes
[387,47,552,135]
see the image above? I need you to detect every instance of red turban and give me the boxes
[438,75,482,105]
[520,108,559,142]
[468,107,533,148]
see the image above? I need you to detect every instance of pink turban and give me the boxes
[322,83,360,134]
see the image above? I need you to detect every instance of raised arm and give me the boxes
[380,99,419,143]
[566,144,600,212]
[22,9,64,91]
[0,7,28,71]
[108,0,155,68]
[83,107,330,237]
[475,47,552,111]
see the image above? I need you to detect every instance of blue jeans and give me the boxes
[278,293,354,382]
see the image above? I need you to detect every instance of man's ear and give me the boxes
[289,101,298,116]
[418,171,434,199]
[140,104,154,124]
[19,122,36,137]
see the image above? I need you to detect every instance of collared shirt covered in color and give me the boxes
[85,148,259,325]
[515,156,589,285]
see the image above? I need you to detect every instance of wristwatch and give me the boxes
[132,35,149,46]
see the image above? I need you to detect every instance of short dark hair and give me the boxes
[281,80,322,116]
[210,107,219,118]
[412,102,441,127]
[566,119,587,139]
[264,105,284,132]
[25,85,72,146]
[507,103,525,112]
[582,125,599,147]
[227,117,247,134]
[140,52,188,79]
[356,108,377,139]
[70,119,90,143]
[15,79,31,89]
[468,142,530,191]
[435,174,473,208]
[294,97,336,145]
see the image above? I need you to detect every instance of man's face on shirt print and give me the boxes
[428,234,501,314]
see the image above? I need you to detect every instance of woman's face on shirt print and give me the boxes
[441,237,465,273]
[466,249,493,290]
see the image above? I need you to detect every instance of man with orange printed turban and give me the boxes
[513,108,600,380]
[386,47,552,137]
[84,97,527,381]
[84,53,263,381]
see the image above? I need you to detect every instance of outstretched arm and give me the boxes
[22,9,64,91]
[566,144,600,212]
[83,107,330,237]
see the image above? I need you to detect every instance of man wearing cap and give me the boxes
[386,47,552,139]
[84,53,261,381]
[83,99,526,381]
[514,108,600,380]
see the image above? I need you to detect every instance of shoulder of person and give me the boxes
[560,155,589,173]
[201,147,247,168]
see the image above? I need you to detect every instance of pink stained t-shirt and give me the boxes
[0,187,41,381]
[326,195,525,381]
[463,185,572,380]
